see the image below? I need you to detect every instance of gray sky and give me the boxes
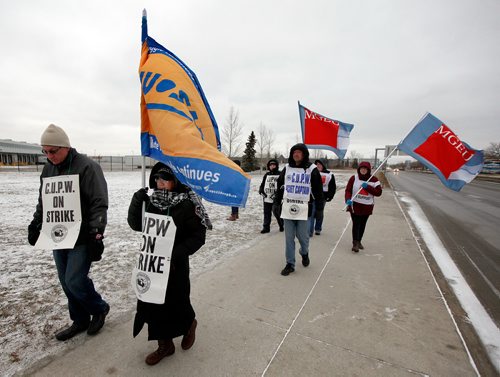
[1,0,498,158]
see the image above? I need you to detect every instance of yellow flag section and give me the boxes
[139,11,250,207]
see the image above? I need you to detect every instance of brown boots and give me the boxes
[145,339,175,365]
[145,319,197,365]
[181,319,197,350]
[351,240,365,253]
[227,213,238,221]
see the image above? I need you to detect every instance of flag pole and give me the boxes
[141,156,146,221]
[140,9,148,219]
[342,143,401,211]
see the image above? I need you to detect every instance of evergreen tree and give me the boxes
[241,131,258,172]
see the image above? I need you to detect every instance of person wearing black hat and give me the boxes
[127,162,211,365]
[258,159,284,233]
[274,144,323,276]
[28,124,110,341]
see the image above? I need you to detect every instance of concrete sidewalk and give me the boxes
[29,188,477,376]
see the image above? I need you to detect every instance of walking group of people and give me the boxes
[254,143,382,276]
[27,125,381,367]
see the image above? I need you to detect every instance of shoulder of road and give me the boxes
[27,186,480,376]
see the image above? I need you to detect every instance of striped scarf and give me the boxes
[150,189,212,230]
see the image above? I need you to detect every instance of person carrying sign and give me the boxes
[27,124,110,341]
[344,161,382,252]
[274,143,323,276]
[308,159,336,237]
[128,162,209,366]
[258,159,284,233]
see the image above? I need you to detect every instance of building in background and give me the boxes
[0,139,45,166]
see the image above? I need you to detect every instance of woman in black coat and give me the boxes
[128,162,210,365]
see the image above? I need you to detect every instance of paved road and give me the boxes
[387,171,500,327]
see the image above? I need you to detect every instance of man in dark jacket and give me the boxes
[309,159,336,237]
[28,124,110,341]
[274,143,323,276]
[258,159,284,233]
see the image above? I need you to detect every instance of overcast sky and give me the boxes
[1,0,498,158]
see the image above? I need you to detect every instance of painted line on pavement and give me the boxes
[393,192,483,376]
[261,217,351,376]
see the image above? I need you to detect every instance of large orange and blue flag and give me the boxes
[139,10,250,206]
[298,102,354,159]
[398,113,484,191]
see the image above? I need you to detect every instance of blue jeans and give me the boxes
[284,219,309,266]
[53,244,108,326]
[309,200,326,235]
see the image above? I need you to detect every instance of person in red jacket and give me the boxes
[344,161,382,252]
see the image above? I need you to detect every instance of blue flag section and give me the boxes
[139,10,250,207]
[398,113,484,192]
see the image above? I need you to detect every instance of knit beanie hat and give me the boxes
[41,124,71,147]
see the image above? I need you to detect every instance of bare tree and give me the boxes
[256,122,267,169]
[485,142,500,159]
[265,128,275,159]
[310,149,323,160]
[348,149,363,160]
[256,123,277,167]
[221,107,244,157]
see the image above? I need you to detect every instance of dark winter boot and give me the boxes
[55,322,88,341]
[352,241,360,253]
[145,339,175,365]
[260,227,270,234]
[181,319,197,350]
[358,241,364,250]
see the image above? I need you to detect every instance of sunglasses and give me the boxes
[42,147,61,155]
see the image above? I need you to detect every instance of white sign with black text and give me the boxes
[35,175,82,250]
[131,212,176,304]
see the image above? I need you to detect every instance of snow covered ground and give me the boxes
[0,169,348,376]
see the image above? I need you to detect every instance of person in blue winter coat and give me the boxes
[258,159,284,233]
[309,159,336,237]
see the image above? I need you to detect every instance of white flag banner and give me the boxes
[35,175,82,250]
[131,212,176,304]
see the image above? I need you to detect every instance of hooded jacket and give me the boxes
[259,159,281,199]
[274,143,324,215]
[314,159,336,201]
[344,161,382,215]
[127,162,206,339]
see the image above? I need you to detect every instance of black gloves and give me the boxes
[134,187,149,201]
[28,221,41,246]
[325,197,332,202]
[131,187,149,208]
[88,231,105,262]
